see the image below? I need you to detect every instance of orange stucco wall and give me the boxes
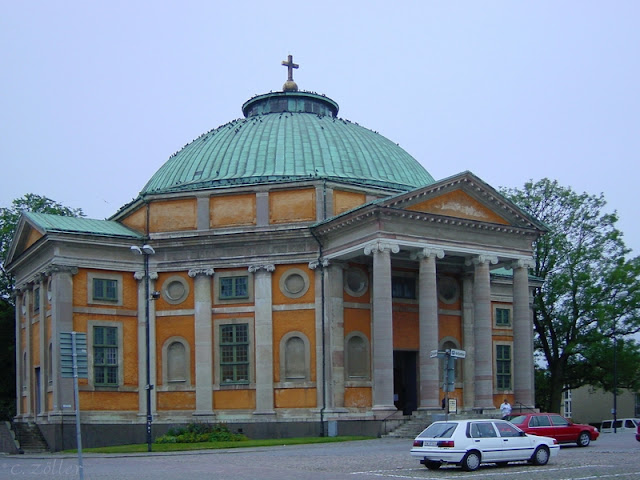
[149,198,197,232]
[213,389,255,410]
[154,272,195,310]
[74,268,138,310]
[155,315,195,386]
[210,193,256,227]
[344,308,371,338]
[273,309,316,383]
[120,206,147,234]
[275,388,316,408]
[345,387,372,407]
[272,264,315,305]
[157,391,196,410]
[393,310,419,350]
[79,391,138,410]
[408,190,509,225]
[269,188,316,223]
[333,190,366,215]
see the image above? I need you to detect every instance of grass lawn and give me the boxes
[67,436,375,454]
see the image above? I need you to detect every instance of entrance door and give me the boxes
[34,367,41,415]
[393,351,417,415]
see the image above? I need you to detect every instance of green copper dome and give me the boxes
[141,90,435,195]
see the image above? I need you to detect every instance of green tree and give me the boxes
[0,194,84,420]
[503,179,640,413]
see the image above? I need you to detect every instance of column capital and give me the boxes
[512,258,535,270]
[248,264,275,273]
[44,265,79,276]
[187,267,215,278]
[308,258,329,270]
[134,271,159,280]
[411,247,445,261]
[364,240,400,256]
[465,254,499,267]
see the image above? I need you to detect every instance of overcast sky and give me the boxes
[2,1,638,255]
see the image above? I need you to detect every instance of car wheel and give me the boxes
[461,451,481,471]
[424,460,441,470]
[530,445,550,466]
[577,432,591,447]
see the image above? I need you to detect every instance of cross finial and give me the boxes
[282,54,299,81]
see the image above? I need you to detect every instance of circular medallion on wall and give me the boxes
[437,276,460,304]
[344,267,368,297]
[162,276,190,304]
[279,268,310,299]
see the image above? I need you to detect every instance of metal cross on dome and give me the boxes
[282,54,299,81]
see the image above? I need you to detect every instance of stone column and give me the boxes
[513,259,535,408]
[49,266,77,418]
[461,275,475,410]
[468,255,497,410]
[14,290,24,417]
[413,248,444,410]
[37,274,47,417]
[365,241,399,413]
[188,268,215,418]
[325,261,346,411]
[249,264,276,416]
[134,269,159,418]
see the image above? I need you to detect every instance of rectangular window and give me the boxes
[93,278,118,302]
[220,276,249,300]
[220,323,249,383]
[94,326,118,385]
[496,345,511,390]
[391,276,416,299]
[495,307,510,326]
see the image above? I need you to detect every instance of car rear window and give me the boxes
[419,422,458,439]
[509,415,526,424]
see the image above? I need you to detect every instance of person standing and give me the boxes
[500,399,512,419]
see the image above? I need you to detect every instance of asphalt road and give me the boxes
[1,431,639,480]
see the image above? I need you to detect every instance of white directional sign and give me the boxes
[429,350,439,358]
[449,348,466,359]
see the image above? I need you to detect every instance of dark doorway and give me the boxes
[393,351,418,415]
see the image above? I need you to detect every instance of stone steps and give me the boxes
[385,410,501,438]
[13,422,49,452]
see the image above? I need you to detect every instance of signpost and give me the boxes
[60,332,87,480]
[431,348,466,420]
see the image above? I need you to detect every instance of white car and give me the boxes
[410,419,560,471]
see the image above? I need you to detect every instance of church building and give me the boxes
[7,57,545,450]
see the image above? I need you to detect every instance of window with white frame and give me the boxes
[495,306,512,327]
[88,272,123,306]
[220,323,249,384]
[93,325,118,386]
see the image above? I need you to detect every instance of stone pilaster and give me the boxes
[36,273,46,417]
[513,259,535,408]
[249,264,276,416]
[48,266,77,418]
[413,248,444,410]
[325,261,346,411]
[309,259,329,413]
[14,290,23,417]
[188,268,215,418]
[468,255,498,410]
[461,275,475,410]
[365,241,399,413]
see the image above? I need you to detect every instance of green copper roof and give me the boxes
[25,212,142,238]
[141,91,435,195]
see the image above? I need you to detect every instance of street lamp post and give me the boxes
[612,320,618,434]
[131,244,156,452]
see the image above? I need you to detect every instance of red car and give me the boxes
[509,413,599,447]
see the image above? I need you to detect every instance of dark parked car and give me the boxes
[509,413,599,447]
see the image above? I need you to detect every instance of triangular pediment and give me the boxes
[406,189,510,225]
[377,171,546,231]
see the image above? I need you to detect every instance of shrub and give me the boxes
[155,422,247,444]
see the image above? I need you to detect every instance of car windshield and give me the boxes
[420,422,458,438]
[509,415,526,424]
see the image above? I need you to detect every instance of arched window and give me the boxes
[162,337,191,387]
[279,332,310,382]
[345,332,370,380]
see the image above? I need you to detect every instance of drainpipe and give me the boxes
[310,181,328,436]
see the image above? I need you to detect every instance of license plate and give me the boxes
[423,441,437,446]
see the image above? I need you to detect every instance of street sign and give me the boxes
[429,350,439,358]
[60,332,88,378]
[449,348,466,359]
